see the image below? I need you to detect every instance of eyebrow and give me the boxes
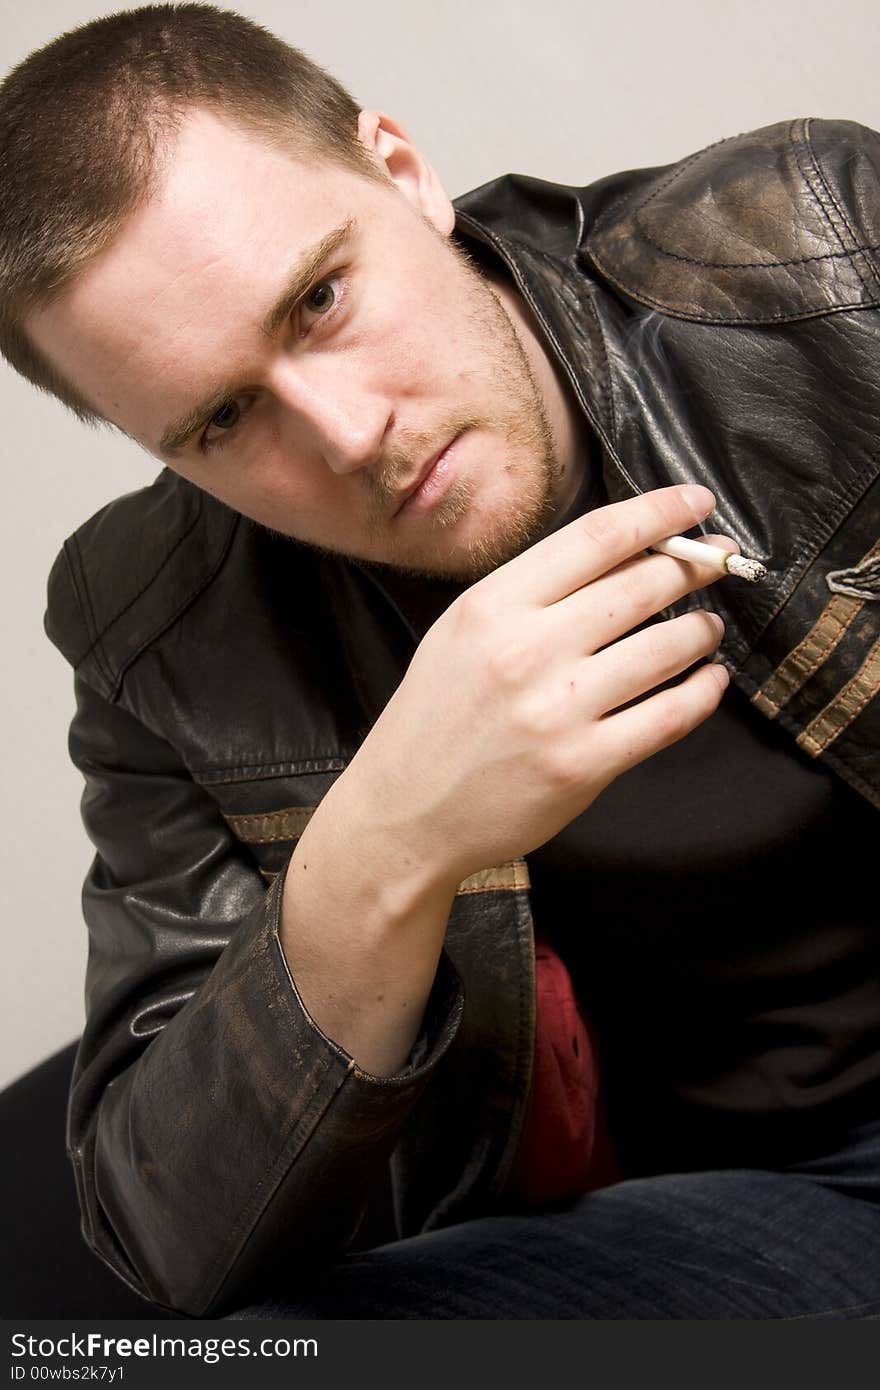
[158,217,357,456]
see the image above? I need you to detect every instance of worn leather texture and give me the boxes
[44,116,879,1315]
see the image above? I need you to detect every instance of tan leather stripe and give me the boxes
[797,632,880,756]
[753,538,880,719]
[457,860,531,895]
[225,806,317,844]
[228,807,530,896]
[260,862,527,894]
[752,592,861,717]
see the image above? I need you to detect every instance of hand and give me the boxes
[333,484,731,894]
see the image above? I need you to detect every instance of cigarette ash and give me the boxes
[725,554,767,583]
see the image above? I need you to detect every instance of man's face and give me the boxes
[28,109,568,581]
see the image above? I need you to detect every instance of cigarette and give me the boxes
[651,535,767,583]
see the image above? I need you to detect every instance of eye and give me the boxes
[210,400,241,431]
[304,280,337,316]
[200,396,248,453]
[299,275,345,333]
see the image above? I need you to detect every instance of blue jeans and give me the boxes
[228,1115,880,1319]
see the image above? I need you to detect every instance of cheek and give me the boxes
[232,443,354,538]
[363,252,473,385]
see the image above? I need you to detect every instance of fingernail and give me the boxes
[682,484,715,517]
[710,662,730,689]
[709,612,724,636]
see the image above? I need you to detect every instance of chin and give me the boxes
[401,510,550,583]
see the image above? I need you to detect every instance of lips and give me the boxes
[393,438,455,515]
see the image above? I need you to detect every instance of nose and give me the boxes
[269,359,393,475]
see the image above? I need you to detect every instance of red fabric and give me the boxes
[505,935,619,1204]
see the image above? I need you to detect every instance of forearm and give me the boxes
[279,777,461,1076]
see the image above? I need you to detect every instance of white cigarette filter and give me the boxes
[651,535,767,583]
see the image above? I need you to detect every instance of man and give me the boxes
[2,4,878,1319]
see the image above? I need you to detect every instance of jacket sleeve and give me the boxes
[64,671,464,1317]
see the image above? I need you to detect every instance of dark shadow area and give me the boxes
[0,1042,182,1318]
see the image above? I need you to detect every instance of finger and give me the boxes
[483,484,716,608]
[581,610,724,715]
[591,660,730,782]
[551,544,727,656]
[649,532,742,571]
[701,533,741,556]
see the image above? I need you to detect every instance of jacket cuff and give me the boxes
[268,857,465,1084]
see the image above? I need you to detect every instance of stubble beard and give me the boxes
[260,235,563,584]
[363,238,563,583]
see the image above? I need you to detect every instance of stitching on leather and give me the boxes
[798,631,880,755]
[752,593,861,717]
[62,540,100,674]
[624,230,880,273]
[226,806,316,827]
[802,117,860,249]
[792,117,877,305]
[233,831,302,845]
[197,756,348,782]
[201,900,353,1308]
[226,822,314,846]
[595,117,880,274]
[68,535,113,690]
[804,116,880,296]
[70,493,206,668]
[790,117,853,258]
[582,293,617,446]
[493,888,538,1198]
[109,511,240,700]
[522,244,610,440]
[577,253,879,322]
[592,133,735,236]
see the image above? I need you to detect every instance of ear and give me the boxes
[357,110,456,235]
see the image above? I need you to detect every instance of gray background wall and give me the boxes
[2,0,877,1089]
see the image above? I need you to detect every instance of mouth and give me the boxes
[393,434,461,517]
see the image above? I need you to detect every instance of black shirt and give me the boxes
[374,476,880,1177]
[527,679,879,1175]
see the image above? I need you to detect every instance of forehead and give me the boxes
[149,108,371,245]
[27,109,397,425]
[79,109,380,316]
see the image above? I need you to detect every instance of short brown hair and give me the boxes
[0,4,380,422]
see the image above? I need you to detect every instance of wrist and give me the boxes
[306,770,464,910]
[277,775,461,1075]
[282,780,460,951]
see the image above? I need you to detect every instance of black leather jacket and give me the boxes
[45,116,880,1316]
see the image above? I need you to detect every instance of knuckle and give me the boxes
[655,489,686,529]
[640,623,671,667]
[702,533,740,556]
[674,609,719,649]
[663,610,721,660]
[675,608,722,656]
[651,697,690,745]
[485,633,535,688]
[580,509,625,552]
[613,561,650,613]
[543,741,581,791]
[655,483,706,530]
[509,689,554,743]
[695,609,723,647]
[508,692,576,782]
[453,586,494,632]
